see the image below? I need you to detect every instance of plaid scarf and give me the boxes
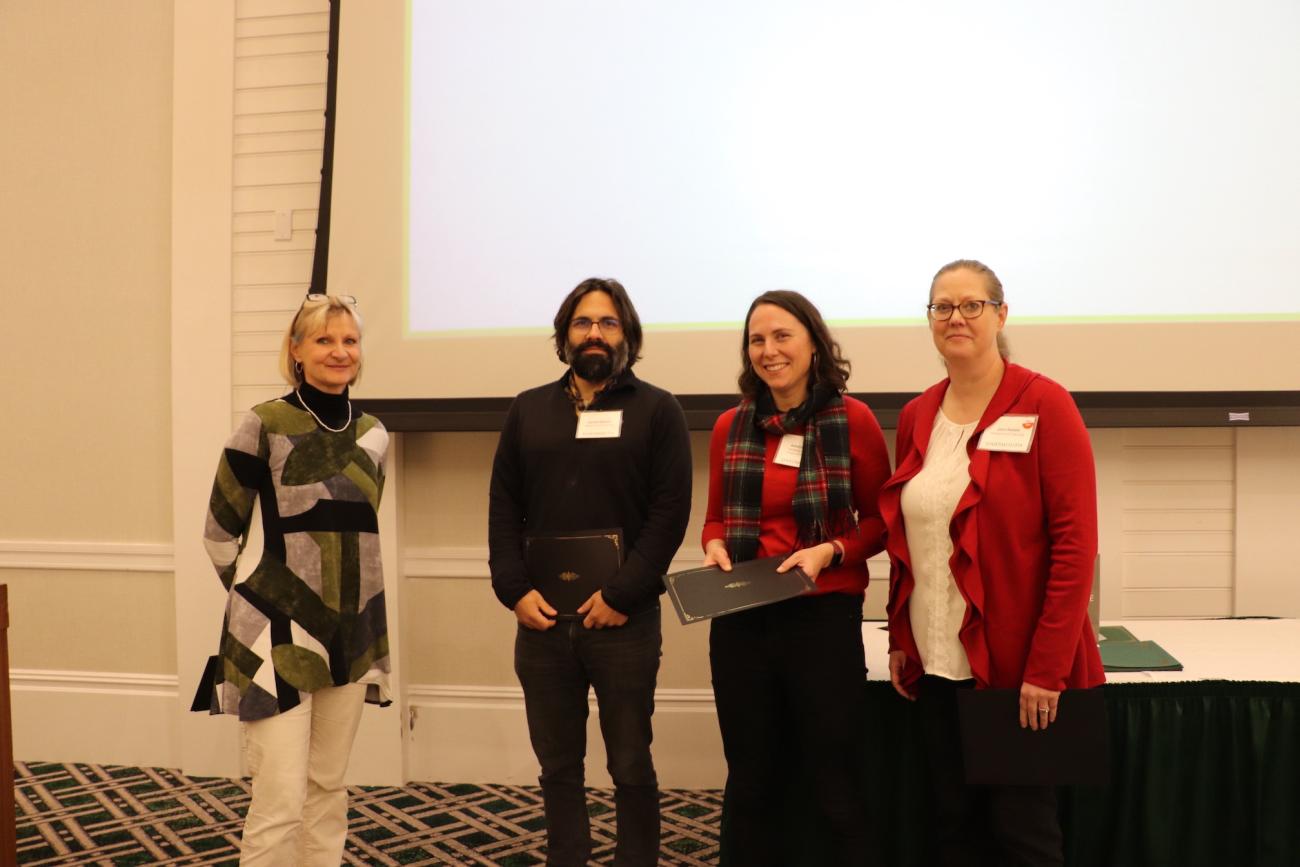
[722,384,856,562]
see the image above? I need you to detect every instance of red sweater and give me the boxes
[702,396,892,595]
[881,363,1105,692]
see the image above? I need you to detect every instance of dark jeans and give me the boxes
[709,592,871,867]
[917,675,1064,867]
[515,607,662,867]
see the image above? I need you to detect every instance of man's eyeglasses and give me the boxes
[305,293,358,306]
[926,300,1002,321]
[570,316,622,333]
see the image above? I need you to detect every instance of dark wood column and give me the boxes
[0,585,15,863]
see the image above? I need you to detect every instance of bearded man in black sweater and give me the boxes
[488,277,692,867]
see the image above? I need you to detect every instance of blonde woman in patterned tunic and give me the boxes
[195,294,390,865]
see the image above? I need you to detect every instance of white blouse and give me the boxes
[900,409,976,681]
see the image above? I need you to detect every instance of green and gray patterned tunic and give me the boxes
[200,397,390,721]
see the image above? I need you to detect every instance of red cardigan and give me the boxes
[881,364,1105,692]
[702,396,892,595]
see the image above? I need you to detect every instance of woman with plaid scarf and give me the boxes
[701,290,892,867]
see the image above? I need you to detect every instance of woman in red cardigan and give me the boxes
[702,290,892,867]
[881,260,1104,866]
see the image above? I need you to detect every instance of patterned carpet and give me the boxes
[13,761,723,865]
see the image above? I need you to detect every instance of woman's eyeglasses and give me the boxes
[926,300,1001,321]
[305,293,358,306]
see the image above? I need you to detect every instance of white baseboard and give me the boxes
[9,669,180,768]
[405,684,727,790]
[5,671,728,788]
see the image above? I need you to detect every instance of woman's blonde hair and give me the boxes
[930,259,1010,359]
[278,295,365,387]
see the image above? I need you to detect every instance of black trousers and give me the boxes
[710,593,871,867]
[515,608,662,867]
[917,675,1064,867]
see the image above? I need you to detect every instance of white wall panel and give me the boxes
[235,84,328,116]
[234,129,325,155]
[236,13,330,39]
[233,386,284,414]
[1119,429,1236,618]
[235,220,319,253]
[232,333,283,355]
[1120,554,1234,589]
[1122,447,1235,482]
[236,31,328,57]
[235,53,326,89]
[1121,510,1233,533]
[233,233,315,255]
[234,309,298,333]
[1122,481,1234,510]
[235,183,323,212]
[1123,533,1233,555]
[234,151,325,186]
[232,352,281,385]
[1234,427,1300,617]
[232,249,315,286]
[233,284,317,310]
[239,13,330,38]
[1121,588,1233,619]
[237,0,328,19]
[236,111,325,134]
[1121,428,1234,447]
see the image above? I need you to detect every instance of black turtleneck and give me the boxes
[488,370,693,614]
[284,381,352,429]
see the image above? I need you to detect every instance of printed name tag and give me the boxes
[774,433,804,467]
[576,410,623,439]
[977,414,1039,453]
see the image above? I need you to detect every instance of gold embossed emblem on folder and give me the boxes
[664,556,816,625]
[559,571,580,583]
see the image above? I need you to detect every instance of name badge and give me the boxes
[774,433,804,467]
[977,414,1039,453]
[576,410,623,439]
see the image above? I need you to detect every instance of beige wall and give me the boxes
[0,1,175,675]
[4,571,176,673]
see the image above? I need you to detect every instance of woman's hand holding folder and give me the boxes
[702,539,733,571]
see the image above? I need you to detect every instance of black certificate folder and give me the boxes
[524,529,623,617]
[665,556,815,625]
[957,687,1109,787]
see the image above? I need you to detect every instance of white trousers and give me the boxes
[240,682,367,866]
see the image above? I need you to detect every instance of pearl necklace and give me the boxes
[295,388,352,433]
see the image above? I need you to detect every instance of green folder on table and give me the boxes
[1097,625,1136,644]
[1097,626,1183,671]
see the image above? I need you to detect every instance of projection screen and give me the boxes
[326,1,1300,408]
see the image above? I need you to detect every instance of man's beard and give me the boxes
[567,338,628,383]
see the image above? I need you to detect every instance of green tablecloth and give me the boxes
[720,680,1300,866]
